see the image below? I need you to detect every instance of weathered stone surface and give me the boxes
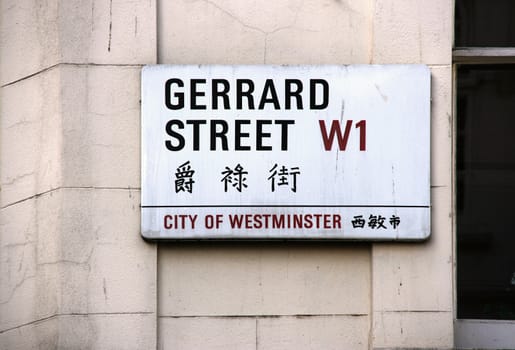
[1,68,61,207]
[1,0,156,85]
[258,315,369,350]
[0,314,156,350]
[372,0,452,64]
[0,315,59,350]
[159,0,373,64]
[0,0,59,85]
[372,186,452,313]
[159,317,256,350]
[60,65,141,189]
[372,311,453,349]
[58,314,156,349]
[159,244,370,316]
[0,193,61,332]
[57,188,155,314]
[60,0,156,65]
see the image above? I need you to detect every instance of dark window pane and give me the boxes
[455,0,515,47]
[457,65,515,320]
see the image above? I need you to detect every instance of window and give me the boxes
[456,65,515,320]
[455,0,515,47]
[455,1,515,348]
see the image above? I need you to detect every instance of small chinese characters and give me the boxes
[221,163,248,192]
[351,215,401,229]
[174,161,195,193]
[268,164,301,193]
[173,161,301,194]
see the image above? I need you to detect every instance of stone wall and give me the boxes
[1,0,453,348]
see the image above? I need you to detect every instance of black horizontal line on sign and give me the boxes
[141,205,430,208]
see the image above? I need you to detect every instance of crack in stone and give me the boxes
[1,63,144,88]
[196,0,308,65]
[1,186,141,210]
[88,107,139,117]
[0,312,155,334]
[108,0,113,52]
[195,0,306,64]
[38,244,95,271]
[263,35,268,64]
[2,172,35,186]
[91,1,95,31]
[103,278,108,302]
[91,143,123,149]
[199,0,267,34]
[5,120,39,130]
[0,269,36,305]
[2,242,37,249]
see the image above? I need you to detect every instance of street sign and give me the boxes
[141,65,430,240]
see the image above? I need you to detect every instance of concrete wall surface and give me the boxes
[1,0,158,349]
[1,0,453,349]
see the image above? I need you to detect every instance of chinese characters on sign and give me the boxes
[268,164,300,193]
[171,160,404,232]
[221,164,248,192]
[351,215,401,229]
[174,162,302,194]
[175,161,195,193]
[141,65,430,240]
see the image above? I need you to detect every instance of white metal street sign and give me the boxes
[141,65,430,240]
